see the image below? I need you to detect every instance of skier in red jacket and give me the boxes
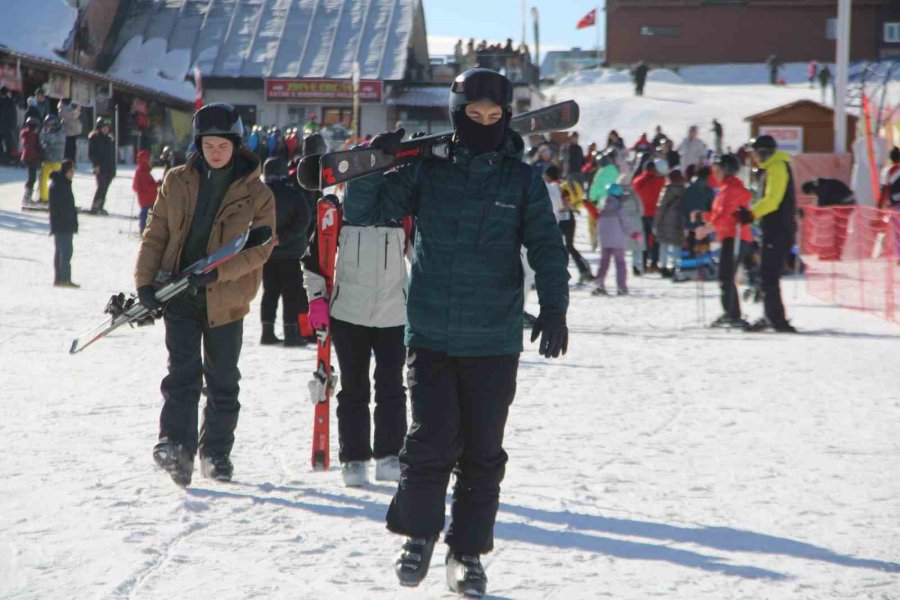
[632,160,666,271]
[699,154,752,327]
[132,149,160,233]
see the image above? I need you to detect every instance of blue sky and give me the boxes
[422,0,605,57]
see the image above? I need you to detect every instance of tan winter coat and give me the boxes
[134,149,276,327]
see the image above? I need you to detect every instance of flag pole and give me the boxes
[596,3,601,68]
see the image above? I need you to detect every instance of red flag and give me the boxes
[577,8,596,29]
[193,66,204,111]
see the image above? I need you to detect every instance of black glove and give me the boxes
[137,285,163,317]
[369,128,405,155]
[733,206,754,224]
[188,268,218,289]
[529,310,569,359]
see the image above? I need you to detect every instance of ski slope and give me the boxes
[1,162,898,599]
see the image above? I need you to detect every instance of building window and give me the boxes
[885,23,900,44]
[826,18,837,40]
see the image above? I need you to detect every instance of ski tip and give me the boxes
[297,154,321,191]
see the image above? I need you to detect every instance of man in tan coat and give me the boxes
[135,103,275,486]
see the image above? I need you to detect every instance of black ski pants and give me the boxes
[24,160,38,191]
[558,218,591,275]
[64,136,78,162]
[92,170,114,211]
[386,348,518,555]
[260,258,307,326]
[330,318,407,463]
[159,296,243,458]
[718,237,746,319]
[642,216,659,269]
[760,231,791,327]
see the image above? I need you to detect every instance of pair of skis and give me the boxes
[69,226,273,355]
[297,100,580,190]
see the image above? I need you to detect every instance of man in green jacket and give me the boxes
[345,69,569,597]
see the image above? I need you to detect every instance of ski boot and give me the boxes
[200,453,233,481]
[446,552,488,598]
[282,323,307,347]
[395,535,438,587]
[341,461,368,487]
[153,439,194,487]
[375,456,401,482]
[260,322,282,345]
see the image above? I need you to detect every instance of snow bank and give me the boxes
[0,0,77,61]
[107,37,195,102]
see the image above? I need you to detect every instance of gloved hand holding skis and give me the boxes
[308,297,330,332]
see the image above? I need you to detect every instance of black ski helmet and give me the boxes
[750,134,777,161]
[449,68,513,128]
[714,154,741,176]
[192,103,243,148]
[302,132,326,157]
[95,116,111,129]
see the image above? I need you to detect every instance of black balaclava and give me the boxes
[454,109,509,156]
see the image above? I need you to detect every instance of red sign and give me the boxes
[0,63,22,92]
[265,79,382,103]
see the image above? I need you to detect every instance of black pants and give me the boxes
[760,232,791,327]
[718,238,746,319]
[24,161,38,191]
[331,318,407,463]
[642,216,659,269]
[92,171,114,211]
[386,348,518,555]
[64,136,78,161]
[0,128,16,162]
[159,296,244,458]
[53,232,73,284]
[260,258,307,326]
[558,218,591,275]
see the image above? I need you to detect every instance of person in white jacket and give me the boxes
[302,193,411,488]
[57,98,82,162]
[677,125,708,179]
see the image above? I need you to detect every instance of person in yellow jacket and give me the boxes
[739,135,798,333]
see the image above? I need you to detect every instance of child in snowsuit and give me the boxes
[40,115,66,203]
[20,117,41,204]
[594,183,637,295]
[49,160,78,287]
[302,188,410,487]
[132,150,159,233]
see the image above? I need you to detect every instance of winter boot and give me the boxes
[199,453,234,482]
[591,285,608,296]
[375,456,401,481]
[395,535,438,587]
[153,439,194,487]
[260,322,282,345]
[617,286,628,296]
[743,317,772,332]
[22,188,33,205]
[632,266,642,277]
[446,552,488,598]
[282,323,306,347]
[341,461,368,487]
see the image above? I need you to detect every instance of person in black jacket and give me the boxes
[801,178,855,207]
[0,86,18,165]
[49,160,79,287]
[88,117,117,215]
[290,133,325,341]
[259,156,312,346]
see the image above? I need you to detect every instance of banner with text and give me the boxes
[265,79,382,103]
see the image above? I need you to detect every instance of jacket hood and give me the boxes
[187,146,262,182]
[759,150,792,170]
[136,150,151,166]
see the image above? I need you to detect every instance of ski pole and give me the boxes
[128,192,136,237]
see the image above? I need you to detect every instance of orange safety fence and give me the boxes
[801,206,900,323]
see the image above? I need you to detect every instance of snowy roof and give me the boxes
[110,0,420,85]
[386,86,447,107]
[0,0,77,62]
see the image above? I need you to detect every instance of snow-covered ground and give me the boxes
[1,161,899,600]
[545,71,899,154]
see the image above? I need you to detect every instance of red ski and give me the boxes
[308,195,341,470]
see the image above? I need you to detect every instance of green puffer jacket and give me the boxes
[345,131,569,357]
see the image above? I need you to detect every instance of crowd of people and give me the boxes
[524,120,804,332]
